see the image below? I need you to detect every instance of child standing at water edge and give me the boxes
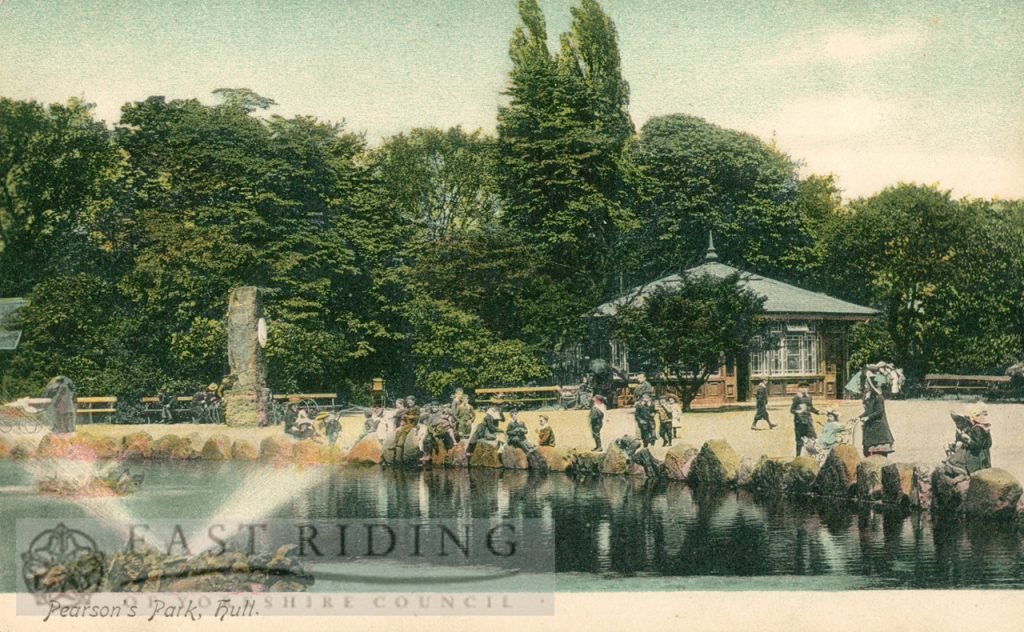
[590,395,607,452]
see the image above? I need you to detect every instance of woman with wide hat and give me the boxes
[859,371,895,457]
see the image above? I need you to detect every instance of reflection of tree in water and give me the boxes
[962,518,1021,586]
[665,488,771,576]
[548,476,607,574]
[930,514,967,585]
[855,507,895,578]
[285,467,1024,586]
[607,480,666,575]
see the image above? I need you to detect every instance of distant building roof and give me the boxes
[593,233,878,319]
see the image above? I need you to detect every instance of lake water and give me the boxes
[1,460,1022,591]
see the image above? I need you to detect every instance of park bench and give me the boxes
[474,386,561,407]
[22,395,119,424]
[924,374,1011,398]
[76,396,118,423]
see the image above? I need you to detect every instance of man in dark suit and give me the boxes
[790,383,820,456]
[751,380,776,430]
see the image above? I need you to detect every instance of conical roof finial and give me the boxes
[704,230,719,262]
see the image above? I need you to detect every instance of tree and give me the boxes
[610,273,768,410]
[370,127,500,240]
[496,0,635,342]
[113,93,399,393]
[623,114,812,285]
[402,294,549,397]
[0,98,122,295]
[817,184,1024,377]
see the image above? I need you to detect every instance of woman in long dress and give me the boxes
[859,373,895,457]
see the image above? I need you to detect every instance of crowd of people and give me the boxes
[273,366,995,480]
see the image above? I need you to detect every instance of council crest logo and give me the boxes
[21,522,106,605]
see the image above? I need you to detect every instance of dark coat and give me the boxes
[963,424,992,473]
[790,393,818,437]
[589,406,605,430]
[756,386,768,411]
[860,391,895,450]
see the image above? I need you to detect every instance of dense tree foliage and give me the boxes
[622,114,812,285]
[496,0,635,343]
[0,1,1021,401]
[817,185,1024,378]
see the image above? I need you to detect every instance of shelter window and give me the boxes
[750,322,818,376]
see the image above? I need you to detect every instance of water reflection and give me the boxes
[0,462,1022,590]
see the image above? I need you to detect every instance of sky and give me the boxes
[0,0,1021,200]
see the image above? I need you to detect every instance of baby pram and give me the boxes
[801,412,857,465]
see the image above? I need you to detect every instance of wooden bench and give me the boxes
[924,374,1011,398]
[76,396,118,423]
[474,386,561,406]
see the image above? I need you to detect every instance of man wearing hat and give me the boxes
[790,383,820,457]
[633,373,655,403]
[634,394,656,447]
[318,412,341,446]
[468,404,503,455]
[590,394,607,452]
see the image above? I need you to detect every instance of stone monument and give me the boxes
[223,286,268,427]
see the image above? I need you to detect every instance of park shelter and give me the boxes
[588,236,878,405]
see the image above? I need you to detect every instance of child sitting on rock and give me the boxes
[537,415,555,447]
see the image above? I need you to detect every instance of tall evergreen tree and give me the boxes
[496,0,634,344]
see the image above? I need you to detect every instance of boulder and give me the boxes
[628,463,648,477]
[910,464,933,509]
[881,463,916,507]
[121,432,154,459]
[736,456,758,489]
[346,435,383,465]
[292,440,325,465]
[200,435,232,460]
[599,444,630,475]
[321,445,346,465]
[663,444,699,481]
[856,456,888,503]
[536,446,570,472]
[446,441,469,468]
[501,447,529,470]
[688,440,741,487]
[260,436,293,462]
[568,450,604,477]
[814,443,859,498]
[72,435,120,459]
[963,468,1023,521]
[36,433,71,458]
[784,456,820,495]
[469,442,503,469]
[931,467,969,515]
[381,428,422,467]
[151,435,195,460]
[0,437,10,459]
[230,440,259,461]
[750,457,787,496]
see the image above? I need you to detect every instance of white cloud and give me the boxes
[757,28,924,70]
